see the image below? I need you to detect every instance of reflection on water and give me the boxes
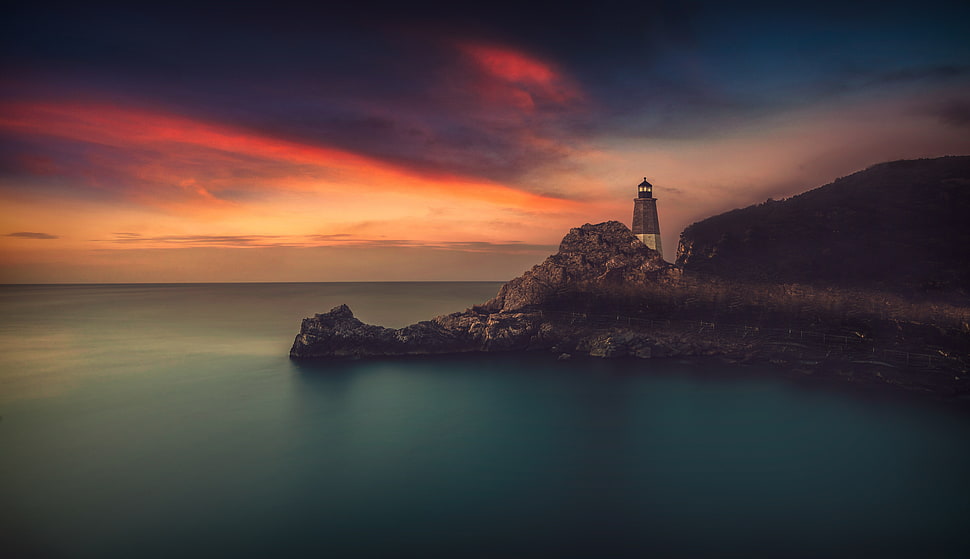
[1,283,969,558]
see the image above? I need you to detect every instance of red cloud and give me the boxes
[459,43,581,109]
[0,101,578,213]
[464,44,557,85]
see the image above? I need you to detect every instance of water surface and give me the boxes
[1,283,968,557]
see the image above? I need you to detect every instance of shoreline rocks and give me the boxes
[289,303,742,360]
[290,221,682,360]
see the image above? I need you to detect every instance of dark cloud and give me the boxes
[867,65,970,86]
[3,0,969,190]
[99,234,285,246]
[306,234,355,241]
[432,241,557,253]
[305,235,554,252]
[91,232,554,253]
[6,231,58,239]
[931,99,970,128]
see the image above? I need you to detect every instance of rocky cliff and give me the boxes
[290,221,683,359]
[676,156,970,294]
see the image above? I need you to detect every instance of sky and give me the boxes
[1,0,969,282]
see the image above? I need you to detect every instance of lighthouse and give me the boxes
[632,177,663,259]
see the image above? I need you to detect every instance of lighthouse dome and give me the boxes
[637,177,653,198]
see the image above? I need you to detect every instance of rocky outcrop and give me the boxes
[289,302,737,361]
[481,220,679,313]
[290,221,683,359]
[290,304,483,358]
[286,220,970,402]
[290,303,553,359]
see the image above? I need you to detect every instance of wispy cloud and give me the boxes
[0,101,582,213]
[928,98,970,128]
[303,235,555,253]
[98,233,286,247]
[865,64,970,87]
[6,231,59,239]
[95,231,555,253]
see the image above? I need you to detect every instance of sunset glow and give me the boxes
[2,2,968,282]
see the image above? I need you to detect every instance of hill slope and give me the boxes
[676,156,970,293]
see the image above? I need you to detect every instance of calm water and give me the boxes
[1,283,969,558]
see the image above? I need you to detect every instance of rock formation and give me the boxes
[290,218,969,401]
[290,221,682,359]
[480,220,678,313]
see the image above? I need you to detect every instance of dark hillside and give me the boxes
[676,156,970,294]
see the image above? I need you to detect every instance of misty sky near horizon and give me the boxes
[1,0,969,282]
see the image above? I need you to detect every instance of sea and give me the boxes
[1,283,969,558]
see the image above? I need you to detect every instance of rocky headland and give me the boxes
[291,221,691,360]
[291,158,970,401]
[291,219,970,402]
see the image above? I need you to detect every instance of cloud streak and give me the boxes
[95,231,556,252]
[6,231,58,239]
[0,101,584,214]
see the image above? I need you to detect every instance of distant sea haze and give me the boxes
[2,283,969,558]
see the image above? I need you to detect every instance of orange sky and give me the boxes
[2,17,969,282]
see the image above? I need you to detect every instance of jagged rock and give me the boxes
[291,221,684,360]
[290,304,477,358]
[482,221,678,313]
[290,304,550,358]
[582,330,644,358]
[587,334,624,358]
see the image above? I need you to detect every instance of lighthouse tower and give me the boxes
[632,177,663,259]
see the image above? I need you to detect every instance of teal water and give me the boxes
[1,283,969,558]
